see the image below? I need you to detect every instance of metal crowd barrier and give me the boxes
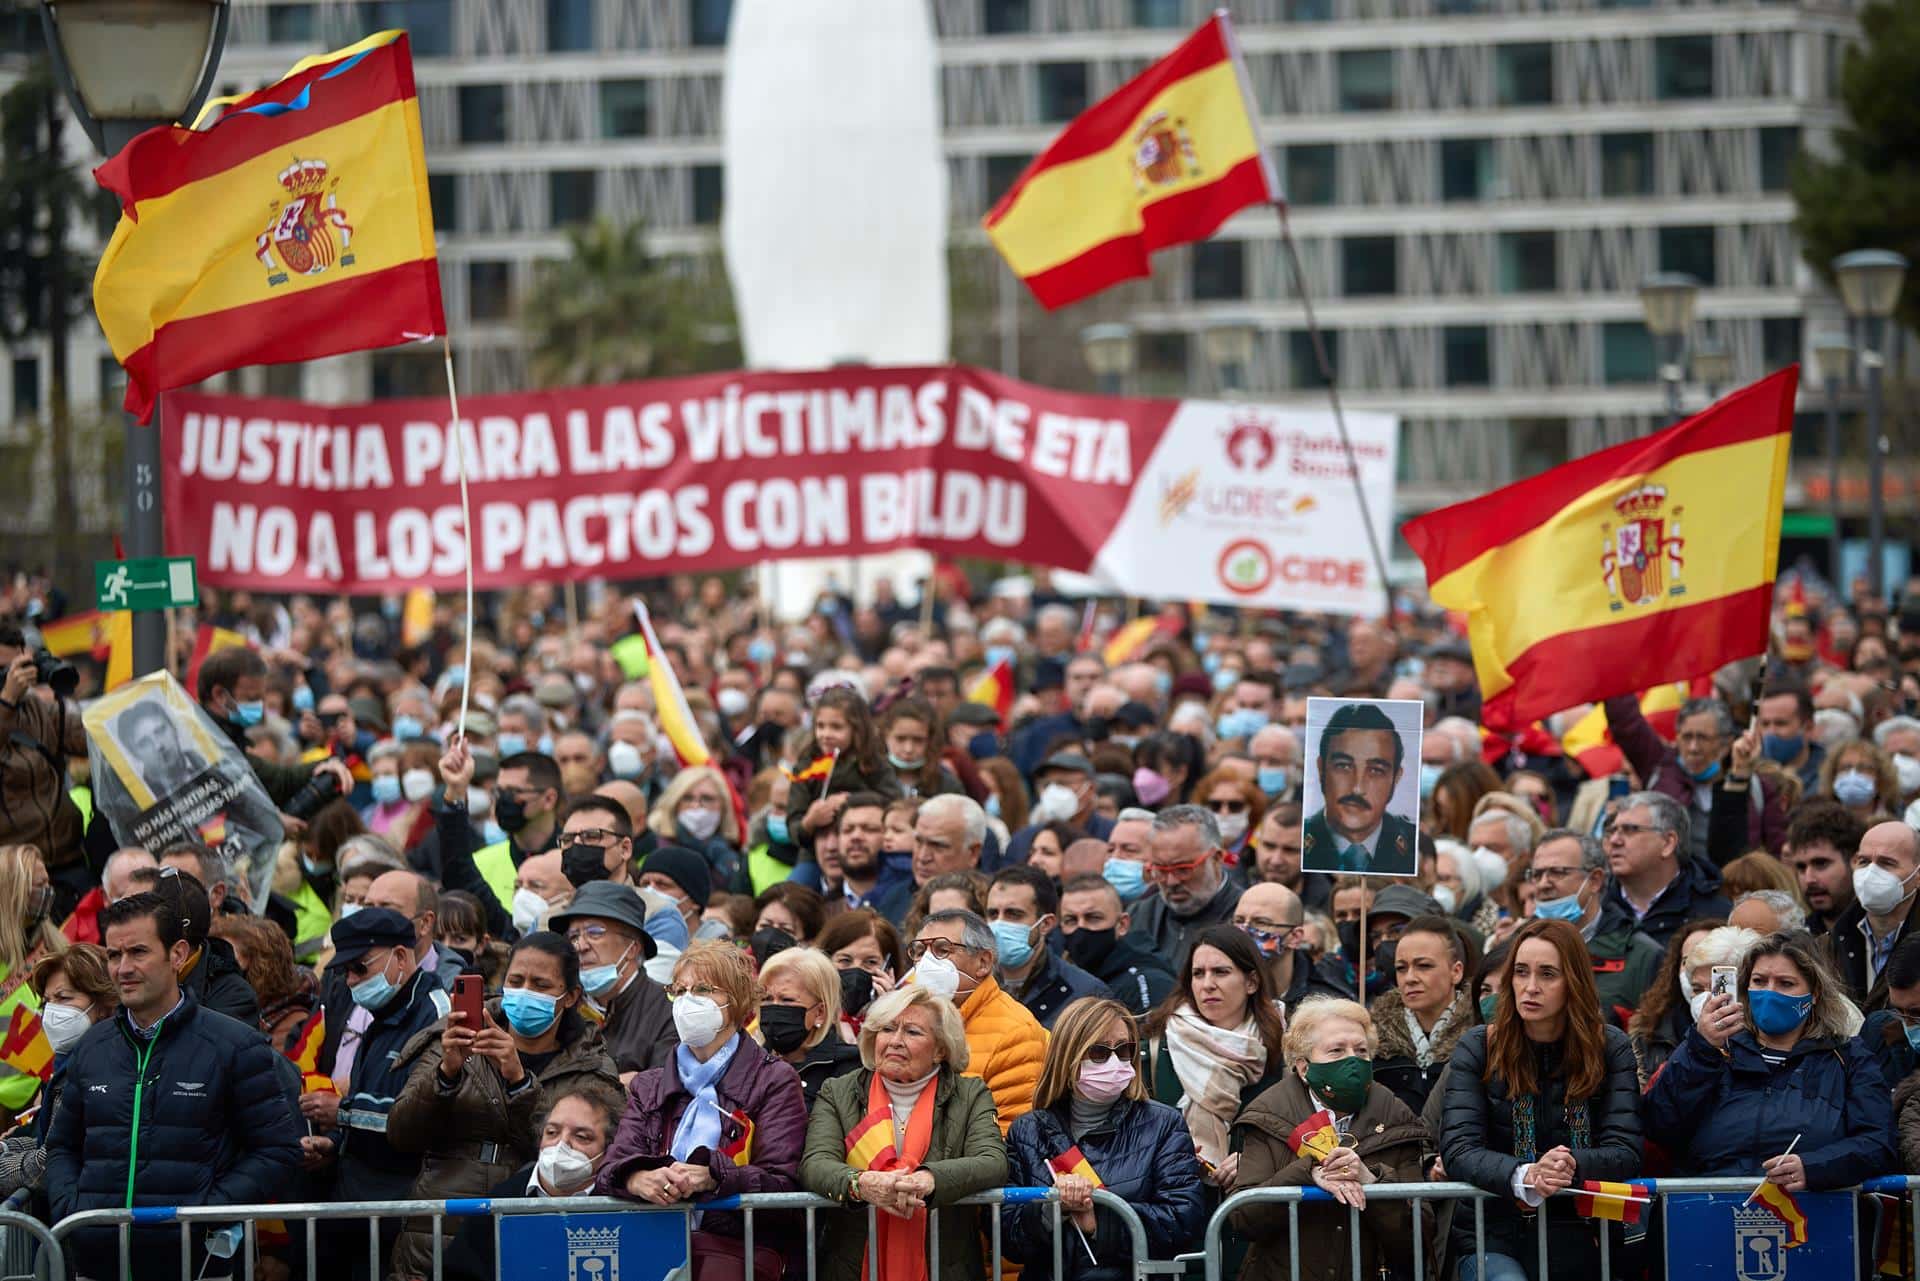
[0,1198,62,1281]
[48,1186,1155,1281]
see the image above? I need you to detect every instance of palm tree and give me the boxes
[520,217,740,388]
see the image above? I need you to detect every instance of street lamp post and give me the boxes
[1832,249,1910,599]
[1811,330,1852,585]
[1200,320,1257,399]
[1691,341,1732,402]
[39,0,229,678]
[1080,323,1137,397]
[1639,273,1700,425]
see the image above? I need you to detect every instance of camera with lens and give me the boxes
[31,649,77,698]
[284,765,344,821]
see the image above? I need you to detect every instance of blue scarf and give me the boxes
[670,1032,742,1162]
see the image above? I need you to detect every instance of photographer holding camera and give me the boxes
[0,624,88,915]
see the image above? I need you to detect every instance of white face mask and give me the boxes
[680,807,723,842]
[466,788,493,819]
[1687,990,1711,1022]
[1215,812,1249,845]
[1895,753,1920,798]
[536,1140,597,1194]
[671,994,728,1049]
[607,741,645,780]
[401,769,436,804]
[41,1002,92,1054]
[1431,884,1458,915]
[716,687,750,718]
[1035,783,1080,824]
[912,954,962,1001]
[1854,861,1920,917]
[1677,968,1697,1002]
[511,887,550,937]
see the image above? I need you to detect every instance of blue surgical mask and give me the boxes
[1685,760,1722,784]
[1760,733,1805,766]
[1153,670,1173,697]
[985,645,1017,672]
[482,820,509,846]
[1217,708,1268,740]
[1210,667,1237,693]
[371,775,402,806]
[392,714,424,742]
[537,734,555,756]
[767,814,791,844]
[1905,1022,1920,1056]
[497,733,528,758]
[1201,653,1222,676]
[1748,987,1814,1036]
[1419,762,1444,799]
[233,700,265,728]
[348,956,401,1011]
[747,638,775,665]
[1531,890,1586,923]
[581,942,636,997]
[1103,857,1148,901]
[291,686,315,713]
[1257,766,1291,798]
[1834,770,1877,807]
[991,920,1038,969]
[888,753,924,772]
[984,794,1001,818]
[501,987,561,1037]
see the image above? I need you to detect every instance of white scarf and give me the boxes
[1404,998,1459,1069]
[1164,1006,1267,1167]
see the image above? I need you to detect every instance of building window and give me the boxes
[693,164,724,224]
[1511,418,1568,474]
[1134,0,1186,26]
[1763,317,1802,371]
[264,364,304,399]
[10,357,38,419]
[1659,225,1716,286]
[1444,326,1491,387]
[1602,322,1655,384]
[1289,330,1338,389]
[985,154,1029,206]
[1497,231,1557,293]
[549,170,596,226]
[98,355,124,412]
[1759,127,1798,192]
[459,84,507,144]
[357,0,451,56]
[1656,35,1714,100]
[372,351,442,399]
[984,0,1030,33]
[1338,50,1395,112]
[1496,43,1553,106]
[600,79,650,138]
[1342,236,1397,296]
[428,173,457,232]
[547,0,594,52]
[1138,332,1189,396]
[1600,132,1654,197]
[1191,241,1245,301]
[690,0,730,46]
[1434,0,1487,12]
[268,5,315,43]
[1440,138,1493,202]
[1285,145,1337,206]
[1037,62,1089,123]
[1286,0,1332,20]
[468,262,512,322]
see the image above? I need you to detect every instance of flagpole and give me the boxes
[1745,1133,1802,1205]
[1273,202,1394,611]
[443,338,474,741]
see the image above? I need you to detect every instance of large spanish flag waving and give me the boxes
[983,13,1275,309]
[92,31,444,423]
[1403,368,1796,729]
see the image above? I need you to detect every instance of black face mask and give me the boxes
[838,965,876,1017]
[1370,938,1399,993]
[1337,921,1362,967]
[1064,926,1118,974]
[562,845,612,888]
[750,927,796,969]
[494,794,531,834]
[758,1002,811,1054]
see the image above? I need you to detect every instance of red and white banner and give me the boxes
[165,364,1396,614]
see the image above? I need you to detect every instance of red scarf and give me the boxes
[843,1071,937,1281]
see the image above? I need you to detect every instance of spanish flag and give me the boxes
[0,1003,52,1083]
[1287,1109,1339,1162]
[37,612,112,660]
[1047,1145,1104,1188]
[1403,368,1795,729]
[982,13,1275,309]
[1754,1180,1809,1248]
[288,1008,330,1094]
[91,30,444,423]
[721,1108,756,1168]
[966,659,1015,726]
[401,588,436,648]
[632,601,710,768]
[1572,1180,1649,1225]
[844,1109,898,1172]
[1557,678,1711,777]
[786,752,837,785]
[185,623,250,698]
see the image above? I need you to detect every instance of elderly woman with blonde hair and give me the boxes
[801,985,1006,1281]
[1230,996,1434,1281]
[755,944,860,1105]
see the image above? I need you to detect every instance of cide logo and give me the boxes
[1218,539,1369,597]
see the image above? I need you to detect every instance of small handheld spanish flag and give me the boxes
[1287,1109,1339,1163]
[787,752,837,785]
[1572,1180,1650,1225]
[965,659,1015,727]
[0,1003,52,1082]
[1753,1180,1809,1248]
[1047,1145,1103,1188]
[721,1108,755,1168]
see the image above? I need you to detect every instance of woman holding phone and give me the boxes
[385,932,620,1279]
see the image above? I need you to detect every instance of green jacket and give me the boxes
[800,1067,1007,1281]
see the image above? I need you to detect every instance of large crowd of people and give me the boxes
[0,568,1917,1281]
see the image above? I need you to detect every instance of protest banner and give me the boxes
[1299,696,1424,878]
[163,363,1397,615]
[83,671,284,913]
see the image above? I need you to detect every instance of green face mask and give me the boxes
[1479,992,1498,1021]
[1303,1054,1373,1114]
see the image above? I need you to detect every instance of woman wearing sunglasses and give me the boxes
[1002,998,1207,1281]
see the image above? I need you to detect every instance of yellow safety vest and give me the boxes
[68,786,92,830]
[473,841,518,910]
[289,881,333,962]
[746,842,792,895]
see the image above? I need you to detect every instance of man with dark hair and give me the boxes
[1056,875,1176,1015]
[1866,936,1920,1093]
[1756,681,1825,792]
[46,891,302,1280]
[556,796,688,978]
[127,865,260,1025]
[0,622,88,891]
[1303,702,1417,875]
[1783,800,1866,934]
[436,742,562,935]
[196,643,347,807]
[833,791,909,917]
[984,864,1106,1029]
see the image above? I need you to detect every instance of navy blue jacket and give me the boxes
[1004,948,1110,1030]
[1642,1025,1896,1186]
[322,965,451,1196]
[1002,1098,1207,1281]
[45,992,303,1278]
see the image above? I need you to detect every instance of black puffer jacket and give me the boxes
[183,935,261,1028]
[1439,1024,1644,1277]
[45,993,304,1279]
[1002,1099,1207,1281]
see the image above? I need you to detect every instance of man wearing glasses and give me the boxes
[550,881,676,1080]
[1522,829,1663,1027]
[1597,792,1730,950]
[555,798,690,982]
[908,908,1046,1133]
[1230,881,1352,1013]
[1126,805,1243,967]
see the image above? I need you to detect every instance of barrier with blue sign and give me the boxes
[497,1208,688,1281]
[1663,1190,1857,1281]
